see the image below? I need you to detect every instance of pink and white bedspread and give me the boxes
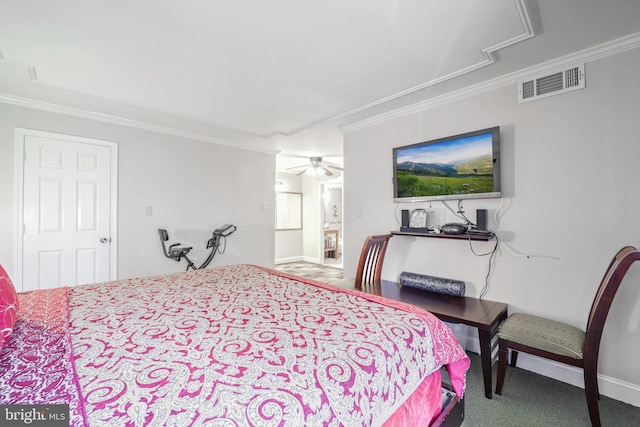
[0,264,469,426]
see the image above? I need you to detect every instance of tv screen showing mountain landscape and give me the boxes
[395,132,496,198]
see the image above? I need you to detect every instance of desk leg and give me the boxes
[478,329,493,399]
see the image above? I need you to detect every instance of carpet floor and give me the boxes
[456,352,640,426]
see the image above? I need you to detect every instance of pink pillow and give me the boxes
[0,265,19,351]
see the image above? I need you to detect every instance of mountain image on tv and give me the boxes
[395,134,495,198]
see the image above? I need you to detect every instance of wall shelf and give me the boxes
[391,228,494,241]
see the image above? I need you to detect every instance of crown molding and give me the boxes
[1,50,273,146]
[0,51,277,154]
[1,1,535,144]
[341,31,640,134]
[278,0,535,138]
[0,92,278,155]
[0,51,38,80]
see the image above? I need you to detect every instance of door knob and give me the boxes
[100,237,111,243]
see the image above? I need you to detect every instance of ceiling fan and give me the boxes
[288,156,343,177]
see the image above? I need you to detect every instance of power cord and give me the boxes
[493,197,531,259]
[465,234,499,299]
[440,199,481,228]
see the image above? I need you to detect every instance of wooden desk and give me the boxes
[354,280,508,399]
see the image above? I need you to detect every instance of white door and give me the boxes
[20,130,117,291]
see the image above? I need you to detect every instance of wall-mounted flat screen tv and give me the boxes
[393,126,501,202]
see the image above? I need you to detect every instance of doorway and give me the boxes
[16,129,118,291]
[322,184,342,268]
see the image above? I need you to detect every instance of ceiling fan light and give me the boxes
[305,165,325,177]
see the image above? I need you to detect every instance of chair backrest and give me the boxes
[354,234,392,287]
[158,228,169,242]
[584,246,640,367]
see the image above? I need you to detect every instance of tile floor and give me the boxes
[274,261,343,283]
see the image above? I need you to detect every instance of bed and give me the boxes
[0,264,469,426]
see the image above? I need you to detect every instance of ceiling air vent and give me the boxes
[518,64,585,103]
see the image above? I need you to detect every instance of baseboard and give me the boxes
[275,256,324,265]
[274,256,304,265]
[599,373,640,407]
[464,331,640,407]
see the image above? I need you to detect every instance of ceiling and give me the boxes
[1,1,640,172]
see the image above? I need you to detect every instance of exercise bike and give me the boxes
[158,224,237,271]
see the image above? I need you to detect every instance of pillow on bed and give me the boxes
[0,265,19,351]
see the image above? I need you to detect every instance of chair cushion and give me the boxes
[498,313,585,359]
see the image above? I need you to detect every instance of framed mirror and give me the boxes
[276,192,302,230]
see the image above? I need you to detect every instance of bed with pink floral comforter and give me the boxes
[0,264,469,426]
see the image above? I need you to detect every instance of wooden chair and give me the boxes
[332,234,391,288]
[495,246,640,427]
[354,234,392,287]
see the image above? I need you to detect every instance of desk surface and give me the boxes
[357,280,507,330]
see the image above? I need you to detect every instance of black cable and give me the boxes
[457,200,476,227]
[441,200,465,222]
[218,235,227,254]
[441,200,472,225]
[467,232,498,257]
[480,243,499,299]
[467,233,499,299]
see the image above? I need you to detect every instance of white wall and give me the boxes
[343,48,640,405]
[0,102,276,281]
[302,175,322,263]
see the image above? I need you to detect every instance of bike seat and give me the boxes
[168,243,192,259]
